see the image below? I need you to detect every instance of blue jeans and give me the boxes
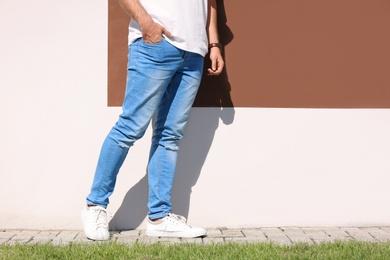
[86,38,204,220]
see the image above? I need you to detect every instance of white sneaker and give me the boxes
[146,213,207,238]
[81,206,110,241]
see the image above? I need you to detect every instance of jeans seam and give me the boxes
[157,145,162,207]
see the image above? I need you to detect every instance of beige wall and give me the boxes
[1,0,390,230]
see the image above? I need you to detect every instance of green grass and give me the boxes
[1,241,390,260]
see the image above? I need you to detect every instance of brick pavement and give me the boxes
[1,227,390,245]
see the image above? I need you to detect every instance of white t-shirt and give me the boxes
[128,0,209,57]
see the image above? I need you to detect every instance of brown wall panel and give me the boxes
[107,1,129,106]
[108,0,390,108]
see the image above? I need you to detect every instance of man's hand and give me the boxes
[118,0,172,43]
[141,18,172,44]
[207,48,224,76]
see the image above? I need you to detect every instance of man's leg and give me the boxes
[146,51,206,238]
[83,38,182,240]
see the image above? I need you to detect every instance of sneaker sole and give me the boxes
[146,229,207,238]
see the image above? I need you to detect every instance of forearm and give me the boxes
[207,0,224,75]
[117,0,152,30]
[117,0,171,42]
[207,0,220,44]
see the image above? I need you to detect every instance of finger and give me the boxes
[208,59,223,75]
[142,32,154,43]
[215,60,224,73]
[207,68,216,76]
[211,57,218,72]
[162,27,173,38]
[213,59,223,72]
[215,58,224,74]
[207,68,219,76]
[143,32,162,43]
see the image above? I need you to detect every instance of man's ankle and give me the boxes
[150,217,163,222]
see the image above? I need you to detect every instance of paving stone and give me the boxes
[341,227,377,242]
[135,232,201,244]
[287,234,314,244]
[378,227,390,233]
[109,231,121,238]
[242,229,267,239]
[8,230,39,244]
[281,227,310,236]
[301,227,325,233]
[261,227,285,235]
[73,233,96,244]
[206,229,224,238]
[29,231,61,244]
[113,230,140,243]
[361,227,390,243]
[0,230,18,240]
[118,230,140,238]
[301,228,333,244]
[282,228,313,244]
[322,227,353,242]
[261,228,291,245]
[138,230,147,237]
[51,231,80,245]
[379,227,390,237]
[361,227,389,235]
[4,227,390,245]
[286,235,313,244]
[301,227,328,236]
[221,229,244,238]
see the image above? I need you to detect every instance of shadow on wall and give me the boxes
[109,0,234,230]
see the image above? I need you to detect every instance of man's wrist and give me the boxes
[209,43,222,52]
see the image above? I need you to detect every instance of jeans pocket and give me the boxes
[141,37,165,46]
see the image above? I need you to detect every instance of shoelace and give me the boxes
[168,213,187,223]
[91,207,109,229]
[167,213,193,227]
